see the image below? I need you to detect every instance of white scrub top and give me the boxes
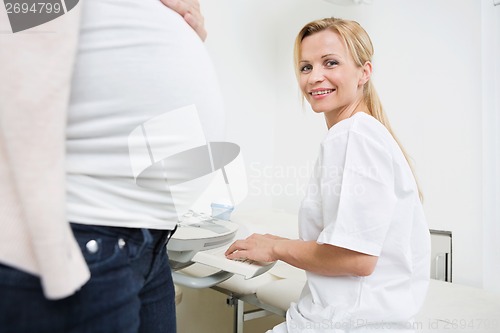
[270,112,430,333]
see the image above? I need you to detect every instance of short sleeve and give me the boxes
[317,129,397,256]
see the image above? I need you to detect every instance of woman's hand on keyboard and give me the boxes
[160,0,207,41]
[225,233,287,263]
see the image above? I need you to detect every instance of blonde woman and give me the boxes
[226,18,430,332]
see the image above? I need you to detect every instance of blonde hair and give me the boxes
[294,17,422,200]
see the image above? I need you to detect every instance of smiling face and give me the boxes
[298,29,371,128]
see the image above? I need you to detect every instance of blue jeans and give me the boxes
[0,223,177,333]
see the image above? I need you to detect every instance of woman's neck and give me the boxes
[325,100,369,129]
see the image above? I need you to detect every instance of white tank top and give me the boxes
[66,0,225,229]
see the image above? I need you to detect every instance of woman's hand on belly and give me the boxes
[160,0,207,41]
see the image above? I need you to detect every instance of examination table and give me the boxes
[175,211,500,333]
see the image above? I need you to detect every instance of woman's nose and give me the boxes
[308,67,325,84]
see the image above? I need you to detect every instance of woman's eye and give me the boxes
[300,64,312,73]
[325,60,338,67]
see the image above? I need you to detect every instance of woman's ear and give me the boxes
[359,61,372,86]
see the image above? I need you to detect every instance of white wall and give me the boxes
[482,0,500,293]
[199,0,491,288]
